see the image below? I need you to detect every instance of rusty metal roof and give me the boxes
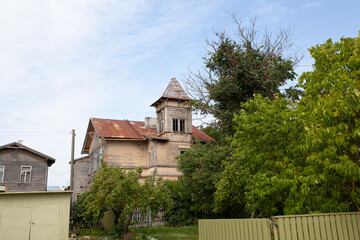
[82,118,215,154]
[151,78,190,107]
[192,126,215,142]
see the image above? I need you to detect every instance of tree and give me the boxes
[215,33,360,216]
[290,34,360,214]
[176,142,233,219]
[185,17,299,135]
[80,164,171,235]
[215,95,303,217]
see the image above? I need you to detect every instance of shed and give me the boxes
[0,191,72,240]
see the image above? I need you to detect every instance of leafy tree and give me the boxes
[289,34,360,213]
[163,181,194,226]
[176,142,233,219]
[215,34,360,216]
[80,164,171,235]
[185,17,298,135]
[215,95,304,217]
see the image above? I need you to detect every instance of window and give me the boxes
[179,150,186,155]
[159,120,164,133]
[0,165,4,183]
[20,166,32,183]
[173,119,185,132]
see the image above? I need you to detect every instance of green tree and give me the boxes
[289,34,360,214]
[185,18,298,135]
[176,142,233,219]
[215,95,303,217]
[215,33,360,216]
[80,164,171,235]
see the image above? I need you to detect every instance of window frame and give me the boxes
[20,165,32,183]
[0,165,4,183]
[173,118,185,132]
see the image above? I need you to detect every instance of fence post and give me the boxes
[149,211,152,227]
[271,217,279,240]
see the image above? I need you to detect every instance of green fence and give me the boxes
[273,212,360,240]
[199,219,272,240]
[199,212,360,240]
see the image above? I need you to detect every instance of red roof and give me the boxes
[82,118,215,154]
[90,118,214,141]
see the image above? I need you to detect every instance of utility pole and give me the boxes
[70,129,75,190]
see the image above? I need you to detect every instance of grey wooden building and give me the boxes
[0,142,55,192]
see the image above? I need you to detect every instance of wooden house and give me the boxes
[0,142,55,192]
[75,78,214,196]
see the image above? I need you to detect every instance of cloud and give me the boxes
[0,0,223,186]
[248,1,323,25]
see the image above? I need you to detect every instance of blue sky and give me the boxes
[0,0,359,186]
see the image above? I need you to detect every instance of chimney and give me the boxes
[145,117,156,128]
[18,140,23,144]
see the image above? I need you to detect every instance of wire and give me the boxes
[0,111,70,133]
[0,133,70,137]
[49,168,70,176]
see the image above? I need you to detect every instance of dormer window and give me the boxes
[173,119,185,132]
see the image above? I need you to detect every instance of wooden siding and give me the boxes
[73,157,90,196]
[199,219,272,240]
[0,148,48,192]
[107,141,148,168]
[0,191,72,240]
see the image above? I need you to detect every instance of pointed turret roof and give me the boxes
[151,78,190,107]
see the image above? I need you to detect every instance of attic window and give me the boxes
[173,119,185,132]
[0,165,4,183]
[20,166,32,183]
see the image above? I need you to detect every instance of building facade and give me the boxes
[75,78,214,196]
[0,142,55,192]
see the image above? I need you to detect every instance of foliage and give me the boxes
[185,17,298,135]
[72,191,100,228]
[215,34,360,217]
[290,34,360,214]
[133,226,198,240]
[163,181,194,227]
[79,164,171,236]
[215,95,303,217]
[176,142,233,219]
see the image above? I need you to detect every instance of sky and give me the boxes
[0,0,359,187]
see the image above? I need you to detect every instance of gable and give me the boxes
[0,142,55,166]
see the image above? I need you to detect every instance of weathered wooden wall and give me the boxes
[73,156,90,197]
[0,148,48,192]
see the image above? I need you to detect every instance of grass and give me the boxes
[132,226,198,240]
[74,226,198,240]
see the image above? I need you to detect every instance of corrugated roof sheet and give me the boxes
[90,118,214,142]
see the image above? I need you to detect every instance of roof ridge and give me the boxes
[124,120,144,139]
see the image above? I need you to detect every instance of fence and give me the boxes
[199,212,360,240]
[101,209,165,231]
[272,212,360,240]
[130,209,165,227]
[199,219,272,240]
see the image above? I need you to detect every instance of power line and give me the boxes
[49,168,70,176]
[0,111,70,133]
[0,133,70,137]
